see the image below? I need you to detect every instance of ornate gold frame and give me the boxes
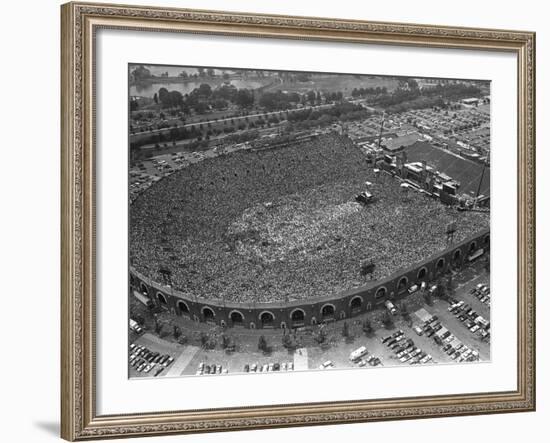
[61,1,536,440]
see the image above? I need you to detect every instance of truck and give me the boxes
[385,300,397,315]
[129,318,143,334]
[349,346,369,362]
[133,290,154,308]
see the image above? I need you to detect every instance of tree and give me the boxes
[153,93,158,104]
[342,321,350,338]
[362,319,373,336]
[443,274,455,300]
[168,90,183,108]
[316,91,322,103]
[382,311,394,329]
[258,335,268,352]
[194,102,208,114]
[131,65,151,81]
[401,303,411,323]
[158,87,169,105]
[221,334,230,349]
[197,83,212,98]
[282,333,296,349]
[314,327,327,344]
[235,89,255,109]
[199,332,208,348]
[154,318,162,334]
[173,325,181,339]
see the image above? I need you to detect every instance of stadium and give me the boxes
[129,133,490,328]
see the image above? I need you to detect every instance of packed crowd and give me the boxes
[129,133,489,304]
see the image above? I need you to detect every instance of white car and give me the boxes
[319,360,335,369]
[420,354,432,364]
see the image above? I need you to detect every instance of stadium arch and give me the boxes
[202,306,215,321]
[349,296,363,310]
[320,303,336,320]
[229,310,245,325]
[157,292,167,305]
[375,286,387,300]
[435,258,445,275]
[397,276,408,293]
[139,282,148,295]
[259,311,275,328]
[452,249,462,266]
[469,241,478,253]
[417,267,427,281]
[177,300,190,315]
[290,308,306,325]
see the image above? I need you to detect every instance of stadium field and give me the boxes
[405,141,490,197]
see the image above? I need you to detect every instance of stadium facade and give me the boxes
[130,228,489,330]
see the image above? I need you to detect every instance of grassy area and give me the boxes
[265,74,400,94]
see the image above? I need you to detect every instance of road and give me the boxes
[130,102,336,139]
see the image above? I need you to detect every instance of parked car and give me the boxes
[319,360,335,369]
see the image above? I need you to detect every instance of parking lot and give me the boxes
[129,262,490,378]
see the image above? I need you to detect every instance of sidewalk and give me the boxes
[293,348,309,371]
[165,345,200,377]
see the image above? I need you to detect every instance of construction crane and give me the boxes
[475,156,489,200]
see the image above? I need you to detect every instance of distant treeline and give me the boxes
[370,81,482,114]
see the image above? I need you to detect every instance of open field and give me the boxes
[265,74,400,94]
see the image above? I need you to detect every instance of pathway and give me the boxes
[164,345,200,377]
[293,347,309,371]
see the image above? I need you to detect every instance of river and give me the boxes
[130,78,267,98]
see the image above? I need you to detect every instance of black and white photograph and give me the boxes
[128,64,491,379]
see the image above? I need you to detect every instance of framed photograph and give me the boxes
[61,1,536,440]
